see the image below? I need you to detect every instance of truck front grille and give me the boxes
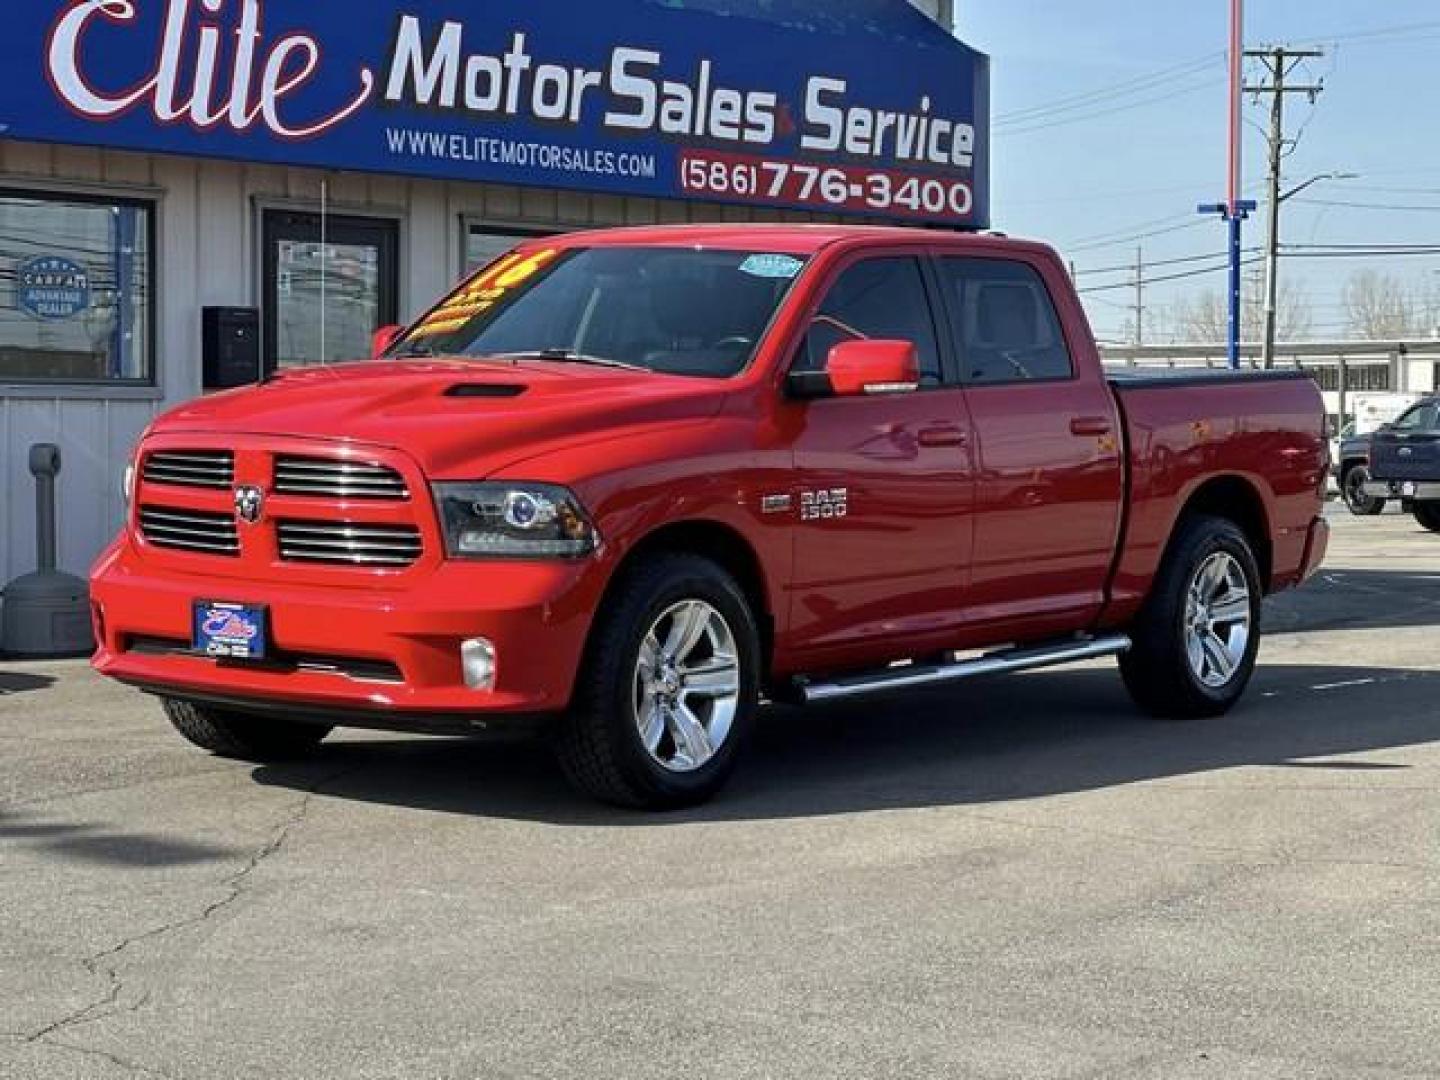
[139,506,240,556]
[277,520,423,567]
[273,456,409,500]
[142,449,235,490]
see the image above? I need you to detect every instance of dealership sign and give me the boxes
[4,1,989,226]
[17,256,92,319]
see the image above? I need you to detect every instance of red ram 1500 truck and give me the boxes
[91,225,1330,808]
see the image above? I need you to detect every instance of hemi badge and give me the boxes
[761,494,794,514]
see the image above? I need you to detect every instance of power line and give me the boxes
[1282,242,1440,251]
[1075,249,1255,276]
[1310,18,1440,45]
[993,52,1222,124]
[1077,256,1266,295]
[1063,218,1211,254]
[996,78,1222,137]
[1293,197,1440,212]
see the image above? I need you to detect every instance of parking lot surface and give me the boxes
[2,509,1438,1079]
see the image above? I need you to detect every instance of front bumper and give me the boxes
[90,538,600,724]
[1364,479,1440,500]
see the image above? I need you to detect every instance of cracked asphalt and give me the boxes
[2,508,1438,1079]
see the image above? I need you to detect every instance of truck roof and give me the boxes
[522,223,1056,259]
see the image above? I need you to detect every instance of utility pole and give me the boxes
[1246,45,1324,369]
[1132,247,1144,345]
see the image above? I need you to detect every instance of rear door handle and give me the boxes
[1070,417,1113,437]
[918,425,968,448]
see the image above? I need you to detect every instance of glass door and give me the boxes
[262,210,398,373]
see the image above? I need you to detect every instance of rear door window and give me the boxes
[937,258,1074,385]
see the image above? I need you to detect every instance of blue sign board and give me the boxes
[0,1,989,228]
[17,256,92,320]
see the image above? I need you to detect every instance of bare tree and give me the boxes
[1168,276,1313,344]
[1343,270,1419,339]
[1418,280,1440,339]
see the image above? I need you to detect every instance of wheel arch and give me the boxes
[1174,475,1273,590]
[593,519,776,678]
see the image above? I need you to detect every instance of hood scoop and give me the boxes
[444,383,527,399]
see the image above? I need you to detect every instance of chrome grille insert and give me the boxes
[277,520,422,567]
[142,449,235,490]
[138,506,239,556]
[273,456,409,500]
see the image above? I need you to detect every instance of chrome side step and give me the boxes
[791,634,1132,705]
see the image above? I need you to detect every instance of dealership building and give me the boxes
[0,0,986,598]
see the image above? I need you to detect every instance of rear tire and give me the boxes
[1414,501,1440,533]
[1120,515,1262,719]
[1341,465,1385,516]
[162,698,332,761]
[552,554,759,810]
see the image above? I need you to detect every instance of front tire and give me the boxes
[162,698,332,761]
[1341,464,1385,516]
[552,554,760,809]
[1414,501,1440,533]
[1120,515,1262,719]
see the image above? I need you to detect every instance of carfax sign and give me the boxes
[17,256,92,319]
[1,1,990,228]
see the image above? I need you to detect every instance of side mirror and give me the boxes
[372,324,405,360]
[825,340,920,397]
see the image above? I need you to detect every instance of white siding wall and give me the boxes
[0,141,821,587]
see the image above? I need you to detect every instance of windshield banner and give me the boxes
[4,1,989,228]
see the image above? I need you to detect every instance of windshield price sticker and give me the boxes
[681,150,974,221]
[413,248,559,338]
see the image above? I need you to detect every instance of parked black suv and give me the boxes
[1364,397,1440,532]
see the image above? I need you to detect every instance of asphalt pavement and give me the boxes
[2,508,1438,1079]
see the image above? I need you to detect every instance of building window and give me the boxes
[0,190,153,385]
[464,223,550,276]
[1302,363,1391,393]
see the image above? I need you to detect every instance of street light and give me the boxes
[1261,171,1359,369]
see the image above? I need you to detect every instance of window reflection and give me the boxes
[0,191,152,383]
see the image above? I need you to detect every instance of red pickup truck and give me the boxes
[91,225,1329,808]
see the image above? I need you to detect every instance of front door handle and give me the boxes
[1070,416,1113,437]
[918,425,968,448]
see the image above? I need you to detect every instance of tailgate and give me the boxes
[1370,432,1440,480]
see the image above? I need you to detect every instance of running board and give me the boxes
[790,634,1132,705]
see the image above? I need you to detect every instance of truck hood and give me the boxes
[154,359,729,477]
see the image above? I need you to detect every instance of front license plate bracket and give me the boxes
[192,601,267,660]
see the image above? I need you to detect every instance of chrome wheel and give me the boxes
[1184,552,1252,689]
[633,600,741,773]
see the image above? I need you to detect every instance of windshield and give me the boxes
[391,246,808,378]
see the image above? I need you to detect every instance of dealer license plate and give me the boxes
[193,601,267,660]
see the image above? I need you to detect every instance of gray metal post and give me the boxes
[30,444,61,573]
[1337,352,1349,429]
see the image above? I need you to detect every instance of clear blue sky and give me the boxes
[958,1,1440,343]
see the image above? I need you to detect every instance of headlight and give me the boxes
[432,482,599,559]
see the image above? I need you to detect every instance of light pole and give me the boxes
[1260,171,1358,368]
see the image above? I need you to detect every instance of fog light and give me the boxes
[461,637,496,691]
